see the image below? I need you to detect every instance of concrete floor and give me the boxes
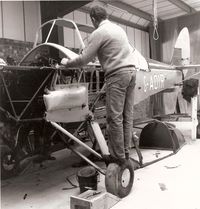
[1,139,200,209]
[113,139,200,209]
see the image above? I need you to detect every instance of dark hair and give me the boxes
[90,5,108,22]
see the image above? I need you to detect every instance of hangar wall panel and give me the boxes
[63,11,150,58]
[24,1,41,42]
[63,13,75,48]
[159,12,200,110]
[0,2,40,63]
[64,11,90,51]
[145,32,150,58]
[118,23,127,33]
[127,26,135,48]
[0,2,2,38]
[0,1,41,42]
[2,1,24,41]
[149,12,200,114]
[159,13,200,66]
[134,29,142,54]
[73,11,87,49]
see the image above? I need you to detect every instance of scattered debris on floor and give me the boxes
[154,151,161,158]
[62,175,78,190]
[158,183,167,191]
[23,193,28,200]
[164,164,181,169]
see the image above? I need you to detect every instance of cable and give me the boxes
[62,175,78,190]
[153,0,159,40]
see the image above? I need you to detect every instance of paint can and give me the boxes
[77,166,98,193]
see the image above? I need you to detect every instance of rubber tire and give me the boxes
[105,161,134,198]
[1,145,18,179]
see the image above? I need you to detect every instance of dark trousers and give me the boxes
[106,68,136,159]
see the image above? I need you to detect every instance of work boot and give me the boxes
[118,158,130,169]
[129,157,140,170]
[102,155,118,166]
[103,155,129,168]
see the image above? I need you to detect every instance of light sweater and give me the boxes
[67,20,136,77]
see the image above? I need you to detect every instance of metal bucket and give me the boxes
[77,166,98,193]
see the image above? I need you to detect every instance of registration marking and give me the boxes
[143,74,165,92]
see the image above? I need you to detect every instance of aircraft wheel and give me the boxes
[105,161,134,198]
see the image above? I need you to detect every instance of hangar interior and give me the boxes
[1,0,200,116]
[0,0,200,209]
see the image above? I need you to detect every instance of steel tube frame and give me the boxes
[50,121,102,159]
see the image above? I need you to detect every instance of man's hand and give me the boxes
[55,63,61,69]
[61,58,69,66]
[55,58,69,69]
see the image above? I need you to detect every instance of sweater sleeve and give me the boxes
[66,31,102,68]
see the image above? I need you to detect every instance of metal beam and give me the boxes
[168,0,196,13]
[79,6,148,32]
[103,1,153,22]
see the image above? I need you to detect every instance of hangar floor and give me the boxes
[1,139,200,209]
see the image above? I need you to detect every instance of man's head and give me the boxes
[90,6,108,28]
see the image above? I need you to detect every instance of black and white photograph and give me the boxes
[0,0,200,208]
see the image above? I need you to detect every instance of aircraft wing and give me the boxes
[175,64,200,70]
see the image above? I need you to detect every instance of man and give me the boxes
[60,5,136,165]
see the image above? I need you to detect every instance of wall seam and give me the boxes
[1,1,4,38]
[22,1,26,41]
[73,11,75,48]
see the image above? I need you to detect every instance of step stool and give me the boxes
[70,190,120,209]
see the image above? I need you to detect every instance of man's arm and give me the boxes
[63,31,102,68]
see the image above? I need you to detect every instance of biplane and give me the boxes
[0,18,199,197]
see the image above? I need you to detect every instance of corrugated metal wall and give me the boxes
[0,1,41,42]
[64,10,150,58]
[0,2,150,59]
[159,12,200,66]
[149,11,200,113]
